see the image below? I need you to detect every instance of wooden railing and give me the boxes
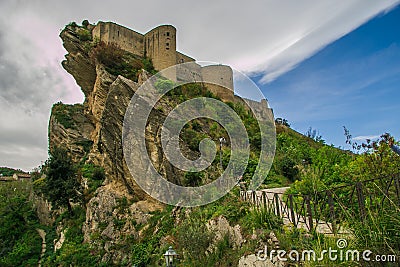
[240,173,400,234]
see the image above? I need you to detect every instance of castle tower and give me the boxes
[144,25,177,80]
[201,65,234,102]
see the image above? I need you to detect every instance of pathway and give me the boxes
[36,228,46,267]
[241,187,349,235]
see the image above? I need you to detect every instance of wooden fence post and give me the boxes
[288,194,296,226]
[262,191,267,208]
[252,191,256,206]
[327,190,337,235]
[274,193,280,217]
[356,182,366,222]
[305,196,313,231]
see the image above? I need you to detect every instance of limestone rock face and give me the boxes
[50,23,260,265]
[207,215,245,249]
[87,75,138,187]
[82,183,164,263]
[88,65,116,122]
[49,25,170,263]
[48,107,95,162]
[31,193,53,226]
[60,26,97,98]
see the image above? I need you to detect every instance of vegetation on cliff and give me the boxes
[90,42,155,81]
[51,102,84,130]
[0,181,41,266]
[44,147,82,214]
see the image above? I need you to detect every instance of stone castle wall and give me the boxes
[92,22,250,104]
[202,65,234,102]
[92,22,144,57]
[233,96,274,122]
[176,61,203,82]
[176,51,195,64]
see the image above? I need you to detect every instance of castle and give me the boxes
[93,22,235,101]
[92,22,271,115]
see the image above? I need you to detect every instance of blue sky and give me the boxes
[261,5,400,148]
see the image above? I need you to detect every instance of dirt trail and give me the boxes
[36,228,46,267]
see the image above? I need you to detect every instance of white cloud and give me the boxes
[352,135,381,141]
[235,0,400,83]
[0,0,399,170]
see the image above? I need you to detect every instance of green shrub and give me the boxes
[130,208,175,266]
[116,196,129,214]
[82,20,89,28]
[208,192,251,225]
[142,57,156,74]
[180,128,208,152]
[90,42,143,81]
[279,157,300,182]
[45,147,82,215]
[67,21,78,28]
[177,218,214,263]
[352,206,400,258]
[52,102,83,129]
[92,167,105,181]
[81,163,104,180]
[77,28,92,41]
[80,163,105,200]
[242,207,283,232]
[41,206,101,267]
[75,139,93,154]
[184,169,204,187]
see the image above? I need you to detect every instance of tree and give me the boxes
[342,132,400,180]
[45,147,82,214]
[82,19,89,28]
[275,118,290,127]
[0,181,41,266]
[306,127,324,143]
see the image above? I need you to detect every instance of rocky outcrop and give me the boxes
[207,216,245,250]
[238,231,284,267]
[60,25,96,99]
[88,65,116,122]
[31,192,53,226]
[49,25,175,263]
[50,23,269,265]
[48,105,95,162]
[82,183,164,263]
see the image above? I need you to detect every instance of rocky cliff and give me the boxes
[49,22,208,263]
[45,22,281,266]
[48,23,169,262]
